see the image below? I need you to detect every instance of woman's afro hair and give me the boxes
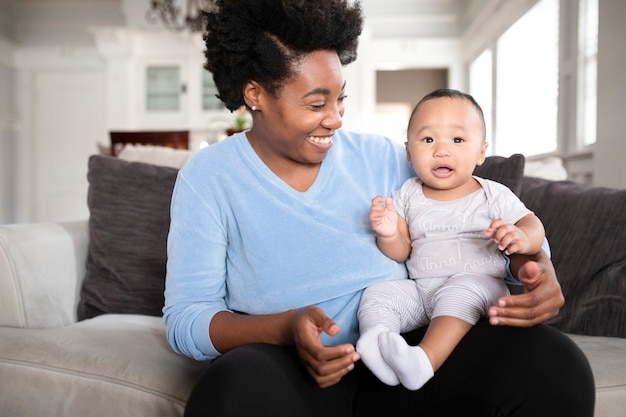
[203,0,363,111]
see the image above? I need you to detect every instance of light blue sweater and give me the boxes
[163,129,413,360]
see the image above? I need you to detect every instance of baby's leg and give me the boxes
[357,279,426,386]
[379,316,471,390]
[379,273,507,390]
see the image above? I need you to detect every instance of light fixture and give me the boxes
[146,0,217,32]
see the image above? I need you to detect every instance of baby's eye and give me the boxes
[422,137,434,143]
[453,137,464,143]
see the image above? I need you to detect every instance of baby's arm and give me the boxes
[484,213,545,256]
[369,196,411,262]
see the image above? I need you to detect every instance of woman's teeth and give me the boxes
[307,136,332,145]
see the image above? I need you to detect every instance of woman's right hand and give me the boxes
[290,306,361,388]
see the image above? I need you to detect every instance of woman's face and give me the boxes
[247,49,346,168]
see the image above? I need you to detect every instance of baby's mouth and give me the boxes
[432,165,453,177]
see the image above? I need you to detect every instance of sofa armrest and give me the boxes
[0,221,89,328]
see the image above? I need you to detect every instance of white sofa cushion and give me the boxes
[0,314,210,417]
[567,334,626,417]
[524,156,568,181]
[0,221,88,328]
[117,145,192,169]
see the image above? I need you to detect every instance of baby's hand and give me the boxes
[484,218,530,255]
[369,196,398,238]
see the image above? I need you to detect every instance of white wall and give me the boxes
[594,0,626,188]
[342,29,463,139]
[14,46,106,223]
[0,35,16,224]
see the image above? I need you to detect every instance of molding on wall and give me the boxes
[0,35,14,67]
[15,45,102,70]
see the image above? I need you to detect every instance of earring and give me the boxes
[251,106,257,111]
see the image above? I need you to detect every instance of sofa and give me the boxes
[0,152,624,417]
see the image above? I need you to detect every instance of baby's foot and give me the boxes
[356,325,400,386]
[379,332,434,390]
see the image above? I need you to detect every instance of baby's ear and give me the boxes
[477,142,489,165]
[404,141,411,163]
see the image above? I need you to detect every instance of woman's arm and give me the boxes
[209,309,297,350]
[488,249,564,327]
[210,307,361,388]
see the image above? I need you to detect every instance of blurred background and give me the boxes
[0,0,623,224]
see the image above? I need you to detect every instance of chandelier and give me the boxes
[146,0,217,32]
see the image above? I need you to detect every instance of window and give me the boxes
[202,69,224,111]
[578,0,598,147]
[495,0,559,157]
[146,66,181,112]
[469,49,493,154]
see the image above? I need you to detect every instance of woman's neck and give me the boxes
[247,133,321,192]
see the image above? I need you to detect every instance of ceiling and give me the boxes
[0,0,482,47]
[362,0,473,38]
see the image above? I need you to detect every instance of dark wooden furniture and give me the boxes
[109,130,190,156]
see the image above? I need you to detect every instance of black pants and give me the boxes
[184,321,595,417]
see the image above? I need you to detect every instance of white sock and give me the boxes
[379,331,434,391]
[356,324,400,386]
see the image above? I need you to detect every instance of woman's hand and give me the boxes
[209,307,359,387]
[290,306,360,388]
[488,250,564,327]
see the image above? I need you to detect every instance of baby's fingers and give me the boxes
[487,218,506,231]
[382,197,396,212]
[371,196,386,205]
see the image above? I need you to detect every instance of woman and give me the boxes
[164,1,595,416]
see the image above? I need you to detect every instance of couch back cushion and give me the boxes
[77,155,178,320]
[520,176,626,337]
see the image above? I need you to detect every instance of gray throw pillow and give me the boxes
[77,155,179,320]
[473,153,525,196]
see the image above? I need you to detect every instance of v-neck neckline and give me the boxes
[238,134,333,200]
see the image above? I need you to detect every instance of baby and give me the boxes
[356,88,546,390]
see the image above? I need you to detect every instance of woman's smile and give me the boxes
[306,134,334,149]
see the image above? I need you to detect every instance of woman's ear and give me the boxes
[243,81,261,111]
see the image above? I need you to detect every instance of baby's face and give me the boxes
[405,97,488,200]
